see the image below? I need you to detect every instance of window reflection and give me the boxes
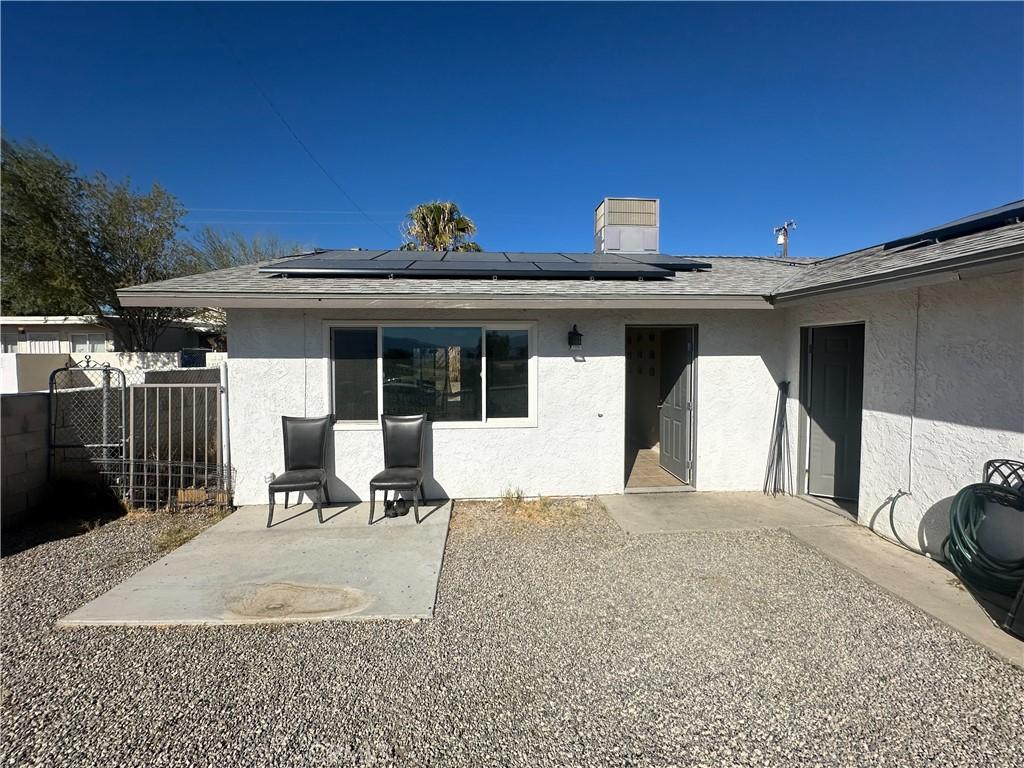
[382,327,482,421]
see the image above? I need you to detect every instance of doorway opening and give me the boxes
[800,323,865,504]
[624,326,695,491]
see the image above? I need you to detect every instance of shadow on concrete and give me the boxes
[320,502,362,524]
[960,583,1021,639]
[867,490,1024,639]
[266,498,361,528]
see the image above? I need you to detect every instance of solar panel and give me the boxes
[259,249,712,280]
[535,262,668,276]
[285,250,389,262]
[504,252,573,263]
[408,261,539,273]
[384,250,447,261]
[265,259,414,274]
[558,252,628,264]
[615,254,713,270]
[441,251,511,262]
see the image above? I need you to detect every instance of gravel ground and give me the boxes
[2,499,1023,767]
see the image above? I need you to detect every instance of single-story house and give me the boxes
[0,315,210,354]
[117,198,1024,554]
[0,314,222,393]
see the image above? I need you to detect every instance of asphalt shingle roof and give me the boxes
[119,255,806,300]
[774,220,1024,296]
[117,202,1024,306]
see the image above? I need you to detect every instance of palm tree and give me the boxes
[399,201,482,251]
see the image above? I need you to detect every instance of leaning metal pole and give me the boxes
[219,360,230,492]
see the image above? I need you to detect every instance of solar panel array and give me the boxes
[259,250,712,280]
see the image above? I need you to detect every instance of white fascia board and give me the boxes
[116,292,774,310]
[0,315,102,325]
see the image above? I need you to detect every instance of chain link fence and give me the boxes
[49,357,232,511]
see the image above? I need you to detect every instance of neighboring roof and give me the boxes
[117,200,1024,310]
[0,315,107,326]
[0,314,218,330]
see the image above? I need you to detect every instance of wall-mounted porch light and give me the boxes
[568,324,583,352]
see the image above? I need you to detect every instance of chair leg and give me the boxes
[284,491,289,509]
[267,489,275,528]
[323,483,331,505]
[368,487,375,525]
[413,484,420,524]
[316,486,324,524]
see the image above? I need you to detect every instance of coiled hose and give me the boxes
[942,483,1024,596]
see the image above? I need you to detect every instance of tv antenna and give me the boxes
[773,220,797,258]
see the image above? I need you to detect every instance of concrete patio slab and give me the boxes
[59,500,451,626]
[601,490,852,534]
[600,491,1024,669]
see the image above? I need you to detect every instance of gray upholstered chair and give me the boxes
[268,415,331,527]
[369,414,426,525]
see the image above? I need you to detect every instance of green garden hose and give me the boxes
[942,483,1024,596]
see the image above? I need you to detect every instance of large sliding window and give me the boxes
[330,323,534,425]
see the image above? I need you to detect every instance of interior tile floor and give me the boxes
[625,447,687,489]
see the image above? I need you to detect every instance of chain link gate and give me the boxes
[49,358,128,495]
[48,356,232,510]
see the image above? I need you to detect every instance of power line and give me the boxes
[197,9,390,238]
[186,207,404,215]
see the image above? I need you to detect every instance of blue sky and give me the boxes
[3,2,1021,257]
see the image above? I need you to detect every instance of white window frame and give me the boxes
[324,320,538,430]
[70,332,108,353]
[25,332,60,353]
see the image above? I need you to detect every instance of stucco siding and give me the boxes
[226,274,1021,537]
[782,270,1024,554]
[228,309,625,504]
[616,309,786,491]
[226,307,785,504]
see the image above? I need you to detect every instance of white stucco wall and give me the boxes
[226,307,786,504]
[782,269,1024,554]
[224,271,1023,544]
[0,353,71,393]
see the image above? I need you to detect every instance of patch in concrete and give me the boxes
[224,582,371,621]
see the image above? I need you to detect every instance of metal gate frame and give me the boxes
[47,356,233,510]
[126,381,223,508]
[48,356,128,488]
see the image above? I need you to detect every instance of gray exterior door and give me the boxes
[659,328,693,482]
[807,324,864,500]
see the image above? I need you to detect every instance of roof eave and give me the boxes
[115,291,774,311]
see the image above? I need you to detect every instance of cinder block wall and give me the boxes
[2,392,50,528]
